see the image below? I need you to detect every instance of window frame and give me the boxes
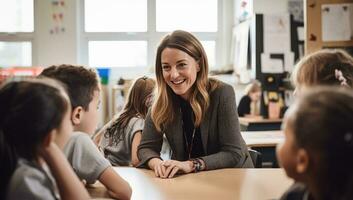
[79,0,233,70]
[0,0,36,66]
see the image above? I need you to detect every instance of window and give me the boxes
[85,0,147,32]
[0,42,32,66]
[0,0,34,67]
[156,0,217,32]
[88,41,147,67]
[82,0,231,70]
[201,41,216,67]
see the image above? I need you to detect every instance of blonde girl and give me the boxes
[292,49,353,94]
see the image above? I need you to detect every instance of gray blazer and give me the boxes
[137,81,253,169]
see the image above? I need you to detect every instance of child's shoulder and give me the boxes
[7,158,57,200]
[129,116,144,123]
[64,132,92,149]
[63,131,111,184]
[64,131,98,153]
[279,182,310,200]
[127,116,145,129]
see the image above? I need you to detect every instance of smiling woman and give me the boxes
[137,30,254,179]
[161,47,200,100]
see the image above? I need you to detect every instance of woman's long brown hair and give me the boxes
[151,30,218,132]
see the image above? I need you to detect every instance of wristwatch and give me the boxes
[191,158,202,172]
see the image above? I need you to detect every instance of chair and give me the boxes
[248,149,262,168]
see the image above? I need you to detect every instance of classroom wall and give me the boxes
[30,0,290,122]
[34,0,80,66]
[32,0,288,68]
[233,0,289,106]
[253,0,288,14]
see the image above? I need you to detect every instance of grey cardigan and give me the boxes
[137,81,253,169]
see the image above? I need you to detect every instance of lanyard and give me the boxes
[180,107,197,159]
[183,126,196,159]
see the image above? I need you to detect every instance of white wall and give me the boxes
[253,0,288,14]
[34,0,79,66]
[232,0,289,106]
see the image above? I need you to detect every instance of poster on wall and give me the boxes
[321,3,353,42]
[50,0,66,34]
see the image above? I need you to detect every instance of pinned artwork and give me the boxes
[321,3,353,42]
[49,0,66,34]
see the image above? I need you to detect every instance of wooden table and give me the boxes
[241,130,284,148]
[88,167,293,200]
[239,117,283,131]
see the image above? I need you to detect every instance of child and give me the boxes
[40,65,132,200]
[238,80,262,117]
[95,76,155,166]
[292,49,353,94]
[0,78,89,200]
[277,87,353,200]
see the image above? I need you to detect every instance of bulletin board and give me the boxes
[305,0,353,54]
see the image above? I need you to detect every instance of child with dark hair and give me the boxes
[292,49,353,95]
[277,87,353,200]
[95,76,155,166]
[40,64,131,200]
[0,78,89,200]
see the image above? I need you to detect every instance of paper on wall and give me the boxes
[261,53,284,73]
[321,4,352,42]
[263,14,291,53]
[284,52,295,72]
[297,27,304,41]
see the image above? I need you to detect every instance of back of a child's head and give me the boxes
[292,49,353,88]
[105,76,155,145]
[0,78,69,198]
[286,86,353,199]
[125,76,155,118]
[40,64,100,111]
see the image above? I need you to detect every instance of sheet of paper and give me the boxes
[297,27,304,41]
[263,14,291,53]
[321,4,352,41]
[261,53,284,73]
[284,52,295,72]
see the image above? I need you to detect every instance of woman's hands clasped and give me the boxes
[148,158,194,178]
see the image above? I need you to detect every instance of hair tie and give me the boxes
[335,69,348,87]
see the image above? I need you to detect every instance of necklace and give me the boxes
[183,126,196,159]
[180,107,196,159]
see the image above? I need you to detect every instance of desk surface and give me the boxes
[241,131,284,148]
[88,167,292,200]
[239,117,283,125]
